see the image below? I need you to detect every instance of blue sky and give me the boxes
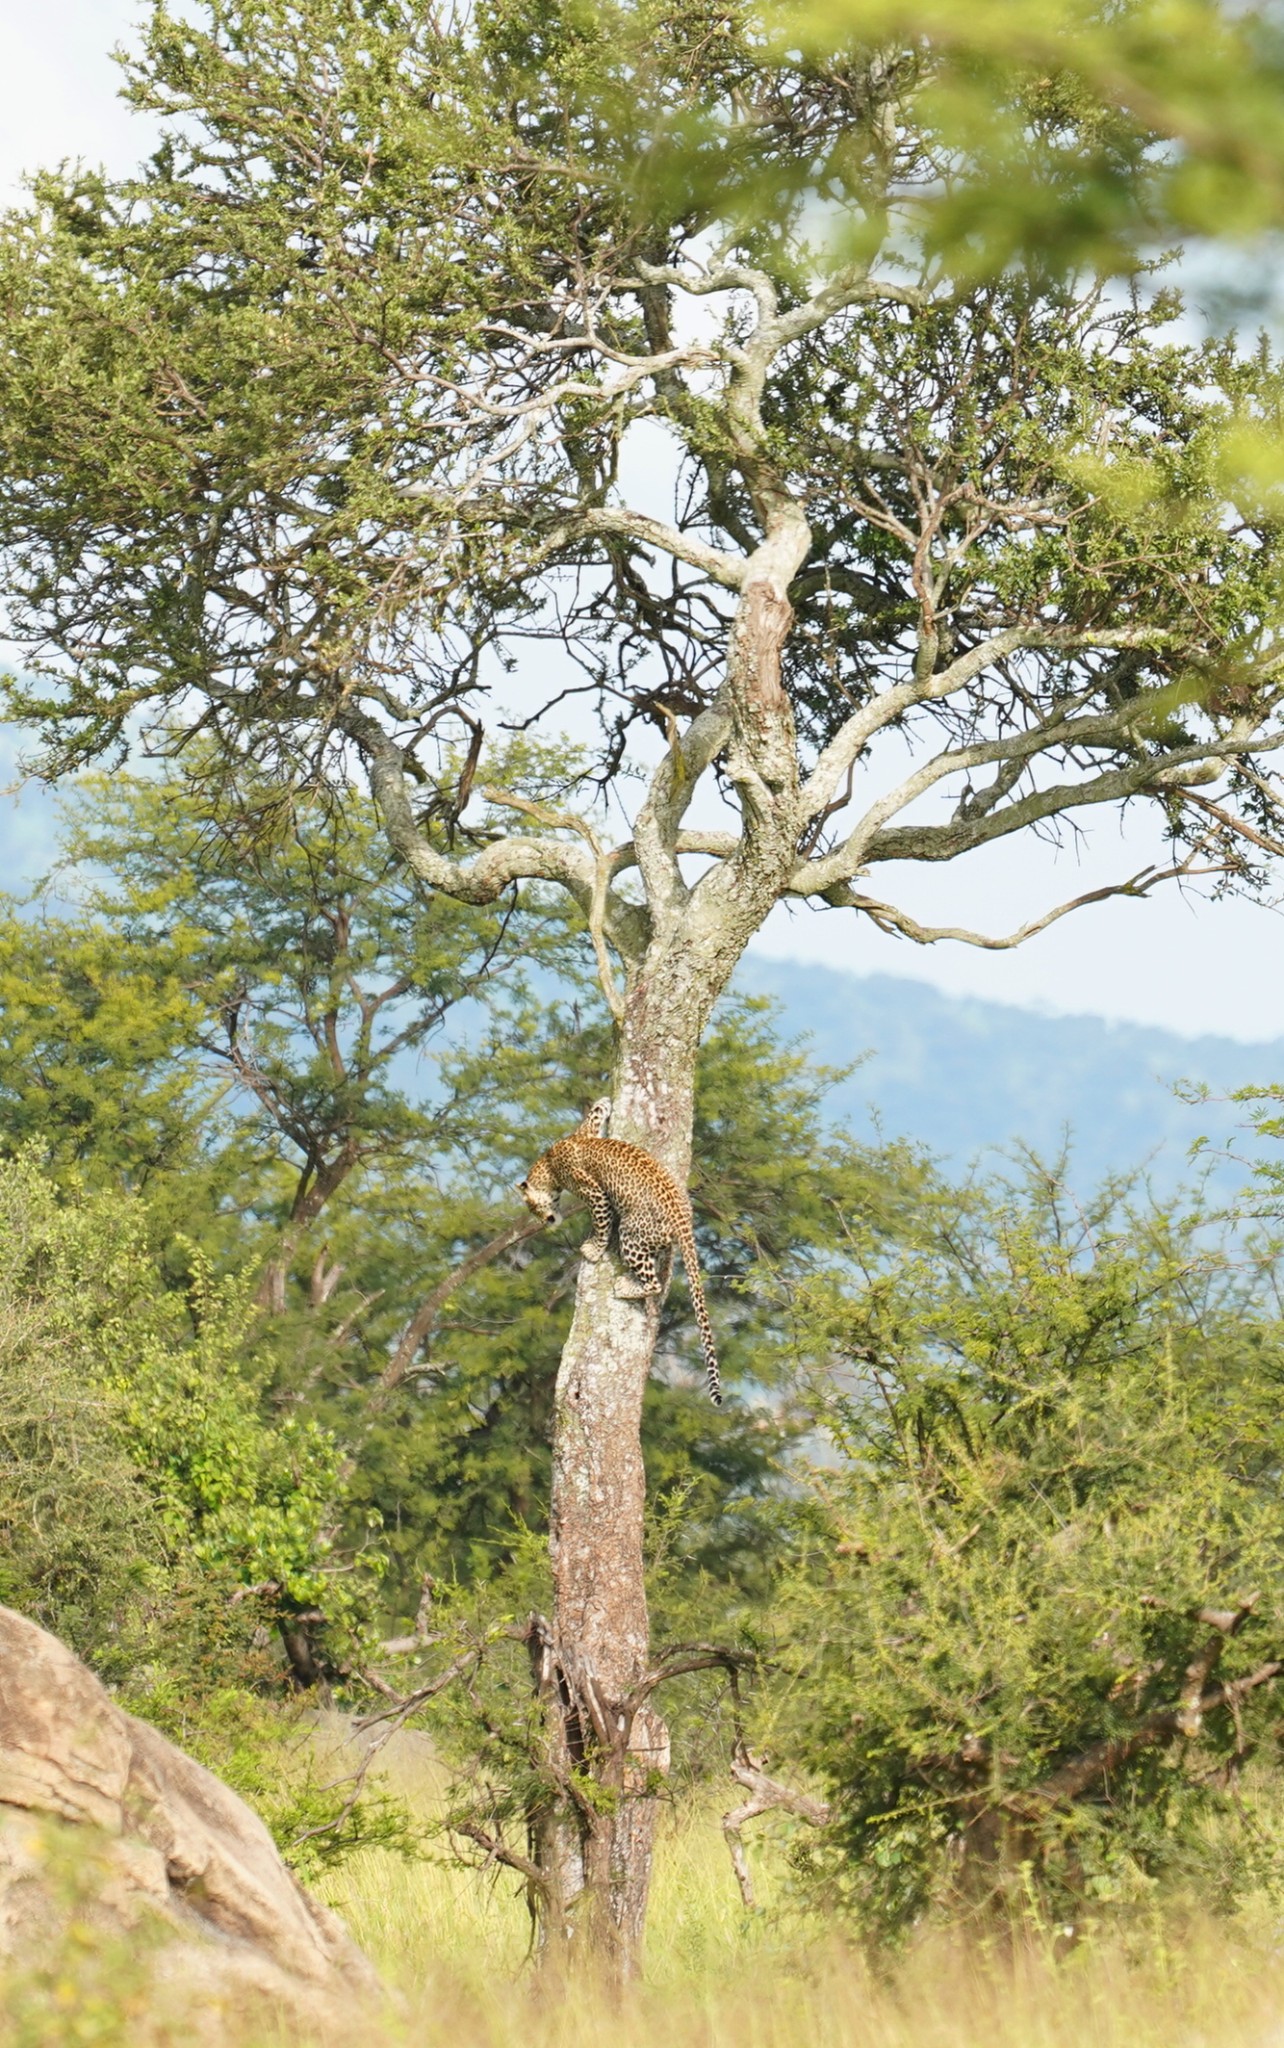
[4,2,1283,1044]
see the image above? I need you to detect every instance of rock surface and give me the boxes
[0,1605,381,2033]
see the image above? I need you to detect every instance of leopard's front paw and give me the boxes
[579,1239,607,1263]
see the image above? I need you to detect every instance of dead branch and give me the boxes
[721,1742,830,1912]
[355,1646,484,1734]
[453,1822,549,1893]
[626,1642,757,1713]
[1183,787,1284,861]
[815,856,1230,952]
[1179,1595,1258,1738]
[1016,1651,1280,1815]
[479,784,624,1020]
[373,1215,548,1407]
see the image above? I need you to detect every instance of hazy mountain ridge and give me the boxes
[734,956,1284,1196]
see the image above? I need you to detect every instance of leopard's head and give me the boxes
[516,1164,559,1226]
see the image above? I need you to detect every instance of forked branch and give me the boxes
[721,1742,831,1912]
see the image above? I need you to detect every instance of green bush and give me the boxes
[0,1149,378,1687]
[771,1174,1284,1937]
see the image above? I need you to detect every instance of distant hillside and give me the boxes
[734,956,1284,1197]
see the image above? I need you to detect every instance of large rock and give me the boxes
[0,1605,382,2033]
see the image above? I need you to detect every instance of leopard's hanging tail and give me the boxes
[674,1212,722,1406]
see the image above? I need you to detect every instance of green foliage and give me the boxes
[0,899,214,1190]
[18,749,576,1270]
[0,1148,375,1686]
[0,760,934,1651]
[779,0,1284,266]
[123,1679,425,1878]
[3,0,1284,841]
[768,1171,1284,1937]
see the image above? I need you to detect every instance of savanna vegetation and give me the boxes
[8,0,1284,2036]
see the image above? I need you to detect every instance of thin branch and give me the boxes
[479,784,626,1018]
[520,503,746,591]
[799,625,1182,826]
[625,1642,756,1713]
[1183,788,1284,861]
[813,857,1229,951]
[372,1216,548,1408]
[453,1822,549,1894]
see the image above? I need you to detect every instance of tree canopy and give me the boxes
[2,0,1284,954]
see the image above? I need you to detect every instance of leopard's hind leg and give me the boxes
[614,1228,668,1300]
[578,1184,614,1264]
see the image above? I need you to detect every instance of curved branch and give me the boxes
[814,855,1228,951]
[799,626,1186,826]
[480,785,626,1018]
[371,1215,549,1408]
[795,727,1284,896]
[536,504,747,591]
[721,1743,830,1912]
[340,710,597,907]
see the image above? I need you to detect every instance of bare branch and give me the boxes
[1183,788,1284,862]
[721,1743,830,1913]
[453,1822,549,1894]
[625,1642,756,1713]
[480,784,626,1017]
[340,710,597,909]
[799,626,1184,826]
[796,721,1284,899]
[371,1216,548,1408]
[813,857,1228,952]
[528,504,747,591]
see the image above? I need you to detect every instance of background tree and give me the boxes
[6,757,926,1647]
[52,750,575,1308]
[0,1148,375,1693]
[5,0,1284,1961]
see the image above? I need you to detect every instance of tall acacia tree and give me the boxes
[5,0,1284,1964]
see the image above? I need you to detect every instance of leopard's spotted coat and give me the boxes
[517,1106,721,1405]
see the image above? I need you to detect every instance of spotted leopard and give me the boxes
[516,1109,722,1405]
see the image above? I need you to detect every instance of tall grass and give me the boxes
[9,1722,1284,2047]
[319,1729,1284,2048]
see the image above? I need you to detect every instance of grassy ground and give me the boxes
[316,1729,1284,2048]
[9,1722,1284,2046]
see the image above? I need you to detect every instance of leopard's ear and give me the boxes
[514,1179,528,1194]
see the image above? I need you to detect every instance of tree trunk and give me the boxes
[531,571,803,1973]
[537,990,701,1972]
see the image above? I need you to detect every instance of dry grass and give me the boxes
[9,1722,1284,2046]
[316,1729,1284,2048]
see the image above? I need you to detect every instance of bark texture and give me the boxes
[541,1031,694,1964]
[536,566,807,1968]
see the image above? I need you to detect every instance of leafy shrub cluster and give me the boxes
[769,1175,1284,1936]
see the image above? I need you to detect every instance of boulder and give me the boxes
[0,1605,382,2034]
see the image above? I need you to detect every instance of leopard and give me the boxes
[516,1106,722,1406]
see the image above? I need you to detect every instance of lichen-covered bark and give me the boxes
[540,1011,697,1966]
